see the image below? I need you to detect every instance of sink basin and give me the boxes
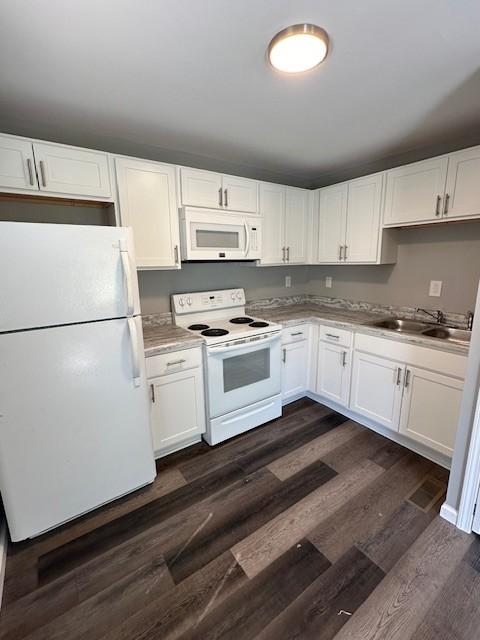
[368,318,430,333]
[421,326,471,343]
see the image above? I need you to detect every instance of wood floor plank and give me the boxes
[309,452,433,563]
[321,428,389,474]
[333,518,472,640]
[177,539,331,640]
[256,547,385,640]
[178,403,339,481]
[232,459,384,579]
[99,551,248,640]
[368,439,408,469]
[24,553,174,640]
[357,500,438,573]
[166,460,337,583]
[267,420,361,480]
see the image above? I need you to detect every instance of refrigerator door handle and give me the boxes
[120,239,134,317]
[127,317,141,387]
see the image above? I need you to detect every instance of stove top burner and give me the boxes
[188,324,210,331]
[249,321,269,328]
[230,317,254,324]
[201,328,230,337]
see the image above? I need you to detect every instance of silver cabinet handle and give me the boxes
[174,245,179,264]
[282,246,286,262]
[396,366,402,386]
[344,245,348,261]
[26,158,35,185]
[150,383,155,403]
[282,348,286,363]
[286,246,290,262]
[404,368,411,388]
[435,195,442,217]
[338,245,343,261]
[167,358,187,367]
[39,160,47,187]
[224,188,228,207]
[325,333,340,340]
[291,332,303,337]
[218,187,223,207]
[443,193,450,216]
[342,350,347,367]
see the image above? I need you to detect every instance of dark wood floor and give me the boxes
[1,398,479,640]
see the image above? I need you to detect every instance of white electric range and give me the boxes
[172,288,282,445]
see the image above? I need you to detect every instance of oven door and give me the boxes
[181,209,260,260]
[207,332,281,418]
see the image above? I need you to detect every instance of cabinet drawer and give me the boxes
[146,347,202,378]
[319,325,352,348]
[282,325,308,344]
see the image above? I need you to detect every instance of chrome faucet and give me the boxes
[416,308,446,324]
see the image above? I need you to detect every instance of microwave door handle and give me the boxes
[208,332,281,355]
[244,220,250,257]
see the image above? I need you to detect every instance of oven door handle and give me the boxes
[244,220,250,257]
[207,332,281,355]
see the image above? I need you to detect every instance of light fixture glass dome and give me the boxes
[268,24,329,73]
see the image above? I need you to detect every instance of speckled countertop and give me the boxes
[143,324,203,357]
[246,304,471,356]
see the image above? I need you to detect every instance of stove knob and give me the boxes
[178,298,185,307]
[231,292,236,301]
[187,297,192,306]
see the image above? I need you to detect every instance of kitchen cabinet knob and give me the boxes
[344,245,348,261]
[435,195,442,216]
[396,367,402,386]
[404,369,411,388]
[282,246,286,262]
[174,245,179,264]
[286,246,290,262]
[338,245,343,261]
[26,158,35,185]
[282,348,286,363]
[39,160,47,187]
[224,188,228,207]
[443,193,450,216]
[218,187,223,207]
[150,383,155,403]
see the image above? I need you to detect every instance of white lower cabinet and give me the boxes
[350,351,404,430]
[282,340,308,402]
[146,347,206,457]
[399,366,463,456]
[316,340,351,407]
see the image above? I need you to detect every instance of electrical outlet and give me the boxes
[285,275,291,288]
[429,280,442,297]
[325,276,332,289]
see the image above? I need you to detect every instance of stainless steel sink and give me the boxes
[368,318,430,333]
[421,326,471,344]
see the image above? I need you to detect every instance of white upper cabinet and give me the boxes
[344,173,383,262]
[317,184,347,263]
[115,157,180,270]
[259,182,286,264]
[383,156,448,226]
[32,142,112,198]
[259,182,308,265]
[0,135,38,191]
[315,172,388,264]
[443,146,480,220]
[285,187,309,263]
[179,167,258,213]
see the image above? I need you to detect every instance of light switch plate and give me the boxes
[325,276,333,288]
[429,280,442,297]
[285,275,291,288]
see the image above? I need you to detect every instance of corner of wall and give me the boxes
[0,519,7,610]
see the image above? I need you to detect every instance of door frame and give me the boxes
[456,393,480,532]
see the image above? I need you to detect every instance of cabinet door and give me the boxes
[115,157,180,269]
[345,173,383,263]
[399,366,463,456]
[32,142,111,198]
[259,182,286,264]
[180,167,223,208]
[281,340,308,401]
[350,351,403,431]
[383,157,448,226]
[316,342,351,407]
[222,174,258,213]
[149,367,206,455]
[0,135,38,192]
[444,146,480,220]
[317,183,347,263]
[285,187,308,264]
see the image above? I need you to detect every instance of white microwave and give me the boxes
[180,207,261,261]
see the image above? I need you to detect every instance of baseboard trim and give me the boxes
[440,503,458,526]
[0,521,7,610]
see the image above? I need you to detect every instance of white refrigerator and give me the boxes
[0,222,156,542]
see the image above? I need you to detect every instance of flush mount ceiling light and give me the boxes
[268,23,329,74]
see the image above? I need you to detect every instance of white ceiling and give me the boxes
[1,0,480,187]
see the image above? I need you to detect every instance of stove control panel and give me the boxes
[172,288,245,314]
